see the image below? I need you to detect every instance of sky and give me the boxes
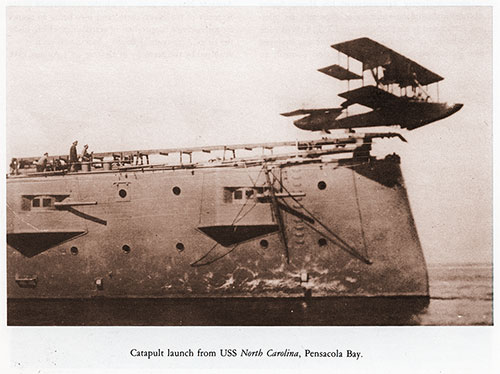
[5,6,492,264]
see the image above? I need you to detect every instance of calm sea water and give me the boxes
[8,263,492,326]
[419,263,492,326]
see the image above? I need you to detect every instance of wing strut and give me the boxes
[264,165,290,264]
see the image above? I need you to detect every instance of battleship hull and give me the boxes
[6,154,429,299]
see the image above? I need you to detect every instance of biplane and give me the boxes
[281,37,463,132]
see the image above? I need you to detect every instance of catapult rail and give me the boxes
[8,132,406,178]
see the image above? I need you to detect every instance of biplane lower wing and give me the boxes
[338,85,402,109]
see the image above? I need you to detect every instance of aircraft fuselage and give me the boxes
[293,101,463,132]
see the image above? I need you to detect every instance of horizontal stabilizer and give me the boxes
[281,108,343,117]
[318,65,362,80]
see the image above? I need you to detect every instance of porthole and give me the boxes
[118,189,127,198]
[70,246,78,255]
[317,181,327,190]
[318,238,327,247]
[176,242,185,252]
[172,186,181,196]
[122,244,131,254]
[260,239,269,249]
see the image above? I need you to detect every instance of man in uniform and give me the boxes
[69,140,78,172]
[9,158,19,175]
[81,144,92,162]
[81,144,93,171]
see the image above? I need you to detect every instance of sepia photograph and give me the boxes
[5,5,493,326]
[2,3,495,373]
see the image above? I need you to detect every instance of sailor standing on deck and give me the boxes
[9,158,19,175]
[69,140,78,172]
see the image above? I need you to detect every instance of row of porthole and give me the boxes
[69,238,328,256]
[118,186,181,199]
[117,182,325,200]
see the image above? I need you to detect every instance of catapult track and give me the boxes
[8,132,405,178]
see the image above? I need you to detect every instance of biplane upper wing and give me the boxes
[331,37,443,86]
[281,108,343,117]
[338,85,402,109]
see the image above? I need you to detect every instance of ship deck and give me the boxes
[8,132,405,178]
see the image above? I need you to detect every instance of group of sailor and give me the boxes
[9,140,93,174]
[64,140,93,172]
[68,140,92,172]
